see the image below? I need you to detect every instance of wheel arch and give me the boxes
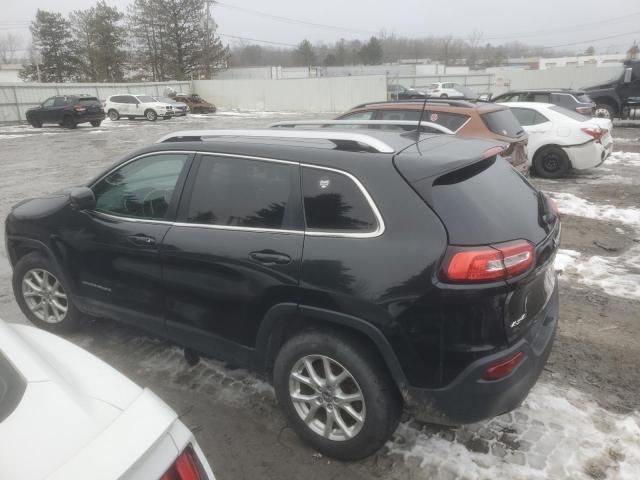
[592,95,620,115]
[255,304,410,395]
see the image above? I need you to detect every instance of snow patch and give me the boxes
[554,249,581,272]
[606,151,640,167]
[548,192,640,226]
[390,382,640,480]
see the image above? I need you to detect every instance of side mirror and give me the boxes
[69,187,96,211]
[624,67,632,83]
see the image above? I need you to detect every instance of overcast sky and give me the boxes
[2,0,639,54]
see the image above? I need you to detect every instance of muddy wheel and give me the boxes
[90,120,102,127]
[594,104,615,119]
[13,253,82,333]
[533,146,570,178]
[108,109,120,121]
[274,330,401,460]
[63,115,77,129]
[145,109,158,121]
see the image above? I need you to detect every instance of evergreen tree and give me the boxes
[71,1,127,82]
[20,10,81,82]
[359,36,383,65]
[294,39,315,66]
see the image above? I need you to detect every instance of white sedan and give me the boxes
[499,102,613,178]
[0,319,215,480]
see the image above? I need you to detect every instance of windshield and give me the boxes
[137,95,156,103]
[0,351,26,423]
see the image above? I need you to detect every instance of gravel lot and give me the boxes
[0,114,639,480]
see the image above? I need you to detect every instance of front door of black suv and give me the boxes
[65,152,193,335]
[161,153,303,360]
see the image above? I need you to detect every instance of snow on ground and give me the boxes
[605,151,640,167]
[389,383,640,480]
[548,192,640,226]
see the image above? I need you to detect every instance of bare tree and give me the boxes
[0,33,21,64]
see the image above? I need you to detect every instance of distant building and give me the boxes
[0,64,23,82]
[538,54,625,70]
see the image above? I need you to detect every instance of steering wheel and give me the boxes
[142,189,173,217]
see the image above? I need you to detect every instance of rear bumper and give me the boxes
[75,112,106,123]
[566,140,610,170]
[404,281,559,425]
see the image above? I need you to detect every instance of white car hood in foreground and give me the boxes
[0,321,180,480]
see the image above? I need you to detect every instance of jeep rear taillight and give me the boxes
[161,449,201,480]
[575,106,593,115]
[445,241,534,282]
[74,104,86,112]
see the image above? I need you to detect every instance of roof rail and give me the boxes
[354,98,481,108]
[269,119,454,135]
[155,129,397,153]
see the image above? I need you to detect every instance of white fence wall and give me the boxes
[193,75,387,112]
[0,81,190,123]
[489,66,622,95]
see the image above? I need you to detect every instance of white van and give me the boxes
[105,94,174,121]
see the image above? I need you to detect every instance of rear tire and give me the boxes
[12,253,82,334]
[90,120,102,127]
[533,146,570,178]
[145,109,158,121]
[29,119,42,128]
[62,115,77,129]
[440,94,448,98]
[108,109,120,121]
[273,330,401,461]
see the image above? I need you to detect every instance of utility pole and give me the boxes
[204,0,214,79]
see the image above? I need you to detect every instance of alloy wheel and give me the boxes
[289,354,366,441]
[21,268,68,324]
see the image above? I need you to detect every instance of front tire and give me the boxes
[533,146,570,178]
[29,119,43,128]
[12,253,82,333]
[440,94,448,98]
[145,109,158,121]
[108,109,120,121]
[273,330,401,460]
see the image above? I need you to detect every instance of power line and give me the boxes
[215,1,376,36]
[485,11,640,41]
[218,32,297,48]
[541,30,639,49]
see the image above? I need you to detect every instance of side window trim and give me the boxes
[89,151,195,223]
[176,152,302,232]
[175,152,385,238]
[302,164,385,238]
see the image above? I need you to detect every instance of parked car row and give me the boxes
[25,92,217,128]
[337,95,613,178]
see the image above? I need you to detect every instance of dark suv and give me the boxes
[25,95,105,129]
[6,128,560,460]
[492,89,595,116]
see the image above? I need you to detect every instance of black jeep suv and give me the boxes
[25,94,105,129]
[5,128,560,460]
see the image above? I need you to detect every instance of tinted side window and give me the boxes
[42,98,55,107]
[93,153,188,220]
[481,109,524,137]
[425,111,470,131]
[531,93,550,103]
[511,108,538,126]
[53,97,66,107]
[378,110,420,121]
[551,93,574,108]
[186,156,294,230]
[110,96,123,103]
[302,167,377,233]
[335,110,374,128]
